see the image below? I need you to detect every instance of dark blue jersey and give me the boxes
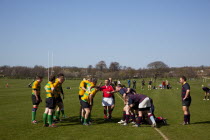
[182,83,191,99]
[119,88,135,97]
[128,94,148,105]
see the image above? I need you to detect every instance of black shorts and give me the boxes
[132,104,139,110]
[46,97,56,109]
[182,97,192,106]
[138,107,150,111]
[80,100,90,109]
[55,96,63,104]
[32,95,41,105]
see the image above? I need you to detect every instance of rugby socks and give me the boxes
[55,111,60,120]
[184,115,188,123]
[48,115,53,125]
[61,108,65,117]
[81,116,84,123]
[61,110,65,117]
[131,114,136,123]
[137,116,142,126]
[125,114,130,124]
[109,109,113,119]
[148,114,156,125]
[122,111,126,121]
[32,107,38,121]
[84,119,88,124]
[43,113,48,124]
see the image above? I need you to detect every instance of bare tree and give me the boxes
[109,62,121,72]
[95,61,107,71]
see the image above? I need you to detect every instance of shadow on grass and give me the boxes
[55,116,123,126]
[41,116,170,128]
[191,121,210,124]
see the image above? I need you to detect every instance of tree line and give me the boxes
[0,61,209,79]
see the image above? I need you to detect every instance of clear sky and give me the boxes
[0,0,210,69]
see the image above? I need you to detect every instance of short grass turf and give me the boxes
[0,78,210,140]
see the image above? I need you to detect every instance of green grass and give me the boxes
[0,78,210,140]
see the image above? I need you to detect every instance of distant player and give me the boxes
[43,76,57,127]
[141,79,145,90]
[180,76,191,125]
[133,80,136,89]
[115,85,136,125]
[148,79,152,90]
[128,94,156,127]
[31,75,43,124]
[6,83,9,88]
[53,73,65,121]
[128,80,131,88]
[100,79,115,120]
[202,86,210,100]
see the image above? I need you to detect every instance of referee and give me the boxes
[180,76,191,125]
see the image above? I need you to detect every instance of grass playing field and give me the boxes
[0,78,210,140]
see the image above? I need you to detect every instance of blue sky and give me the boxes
[0,0,210,69]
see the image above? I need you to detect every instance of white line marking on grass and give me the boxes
[116,93,169,140]
[154,128,169,140]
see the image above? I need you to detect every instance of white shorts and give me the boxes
[102,97,114,106]
[138,97,151,108]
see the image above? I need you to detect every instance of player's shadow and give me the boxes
[93,117,120,125]
[191,121,210,124]
[56,116,81,126]
[58,116,121,126]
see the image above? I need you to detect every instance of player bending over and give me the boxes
[128,94,156,127]
[202,86,210,100]
[115,85,136,126]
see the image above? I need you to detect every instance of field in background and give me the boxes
[0,78,210,140]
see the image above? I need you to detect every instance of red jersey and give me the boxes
[100,85,114,98]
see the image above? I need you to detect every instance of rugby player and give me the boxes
[100,79,115,120]
[31,75,43,124]
[78,76,92,121]
[53,73,65,121]
[148,79,152,90]
[43,76,57,127]
[115,85,136,125]
[141,79,145,90]
[80,78,95,126]
[89,78,101,123]
[180,76,191,125]
[128,94,156,127]
[202,86,210,100]
[108,78,116,114]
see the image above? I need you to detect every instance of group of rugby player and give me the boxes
[31,74,66,127]
[78,76,157,127]
[31,74,192,127]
